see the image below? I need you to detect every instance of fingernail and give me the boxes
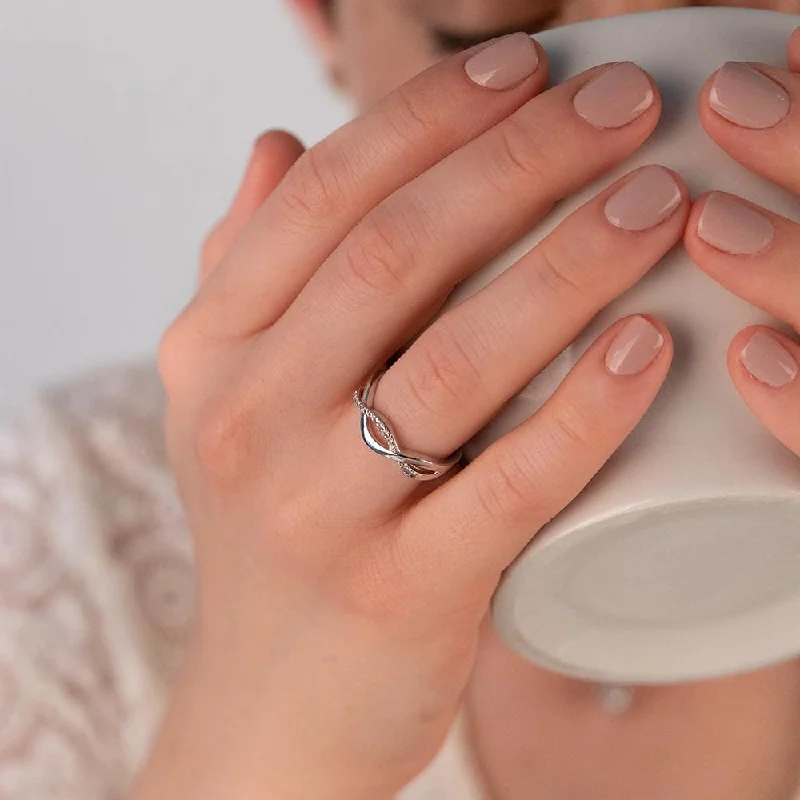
[606,316,664,376]
[604,166,682,231]
[709,62,790,129]
[573,62,654,129]
[741,331,798,388]
[465,33,539,90]
[697,192,774,255]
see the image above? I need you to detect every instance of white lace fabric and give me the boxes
[0,361,192,799]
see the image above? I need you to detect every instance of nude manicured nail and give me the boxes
[606,316,664,376]
[604,166,682,231]
[465,33,539,90]
[697,192,774,255]
[741,331,798,388]
[709,62,790,129]
[573,62,654,129]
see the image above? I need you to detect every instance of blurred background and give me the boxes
[0,0,349,412]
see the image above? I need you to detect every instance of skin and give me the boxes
[134,2,800,799]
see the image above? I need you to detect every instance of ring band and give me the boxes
[353,367,463,481]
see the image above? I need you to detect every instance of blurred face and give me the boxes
[293,0,800,109]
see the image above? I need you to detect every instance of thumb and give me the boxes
[200,130,305,282]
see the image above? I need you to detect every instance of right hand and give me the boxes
[142,35,688,800]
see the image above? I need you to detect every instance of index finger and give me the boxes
[190,33,548,339]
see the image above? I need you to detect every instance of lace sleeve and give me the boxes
[0,405,133,799]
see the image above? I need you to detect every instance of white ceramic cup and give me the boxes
[429,8,800,684]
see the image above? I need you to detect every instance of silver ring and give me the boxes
[353,366,463,481]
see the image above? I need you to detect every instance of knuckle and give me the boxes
[338,205,422,302]
[474,446,546,522]
[402,319,483,418]
[486,116,550,191]
[528,242,585,300]
[192,391,264,488]
[279,144,345,225]
[381,85,441,148]
[549,401,595,452]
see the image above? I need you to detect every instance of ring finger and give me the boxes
[332,164,688,512]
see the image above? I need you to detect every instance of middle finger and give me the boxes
[271,61,661,402]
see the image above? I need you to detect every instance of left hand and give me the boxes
[684,26,800,455]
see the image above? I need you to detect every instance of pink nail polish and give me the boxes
[465,33,539,90]
[741,331,798,388]
[606,316,664,376]
[573,62,655,129]
[604,166,682,231]
[709,62,790,129]
[696,192,774,255]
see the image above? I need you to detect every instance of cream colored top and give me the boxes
[0,359,487,798]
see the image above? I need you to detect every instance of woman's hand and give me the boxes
[198,129,306,282]
[684,27,800,462]
[136,36,689,800]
